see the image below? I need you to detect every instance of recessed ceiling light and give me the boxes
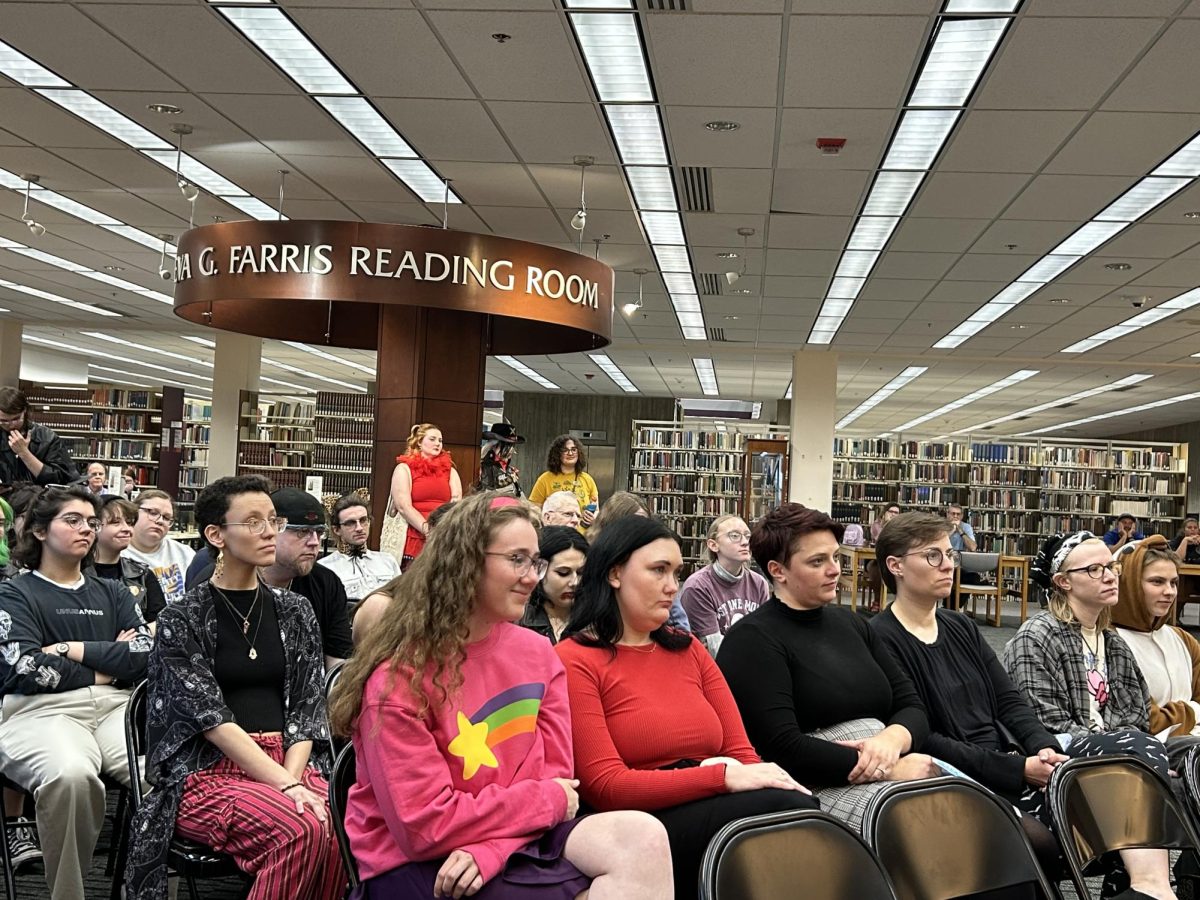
[730,288,752,294]
[102,264,125,272]
[146,103,182,115]
[1048,297,1070,304]
[1185,211,1200,219]
[724,315,739,320]
[704,121,740,132]
[1104,262,1132,271]
[1009,324,1027,329]
[716,252,739,259]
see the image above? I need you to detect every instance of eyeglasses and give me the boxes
[222,516,288,536]
[902,548,961,568]
[337,515,372,529]
[138,508,174,525]
[562,447,579,454]
[485,551,549,578]
[720,530,751,544]
[54,513,101,532]
[283,524,326,539]
[1063,561,1122,580]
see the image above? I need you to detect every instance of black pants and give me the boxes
[650,788,819,900]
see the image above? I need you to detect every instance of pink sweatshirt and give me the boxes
[346,623,573,882]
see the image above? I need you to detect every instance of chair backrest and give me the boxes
[1180,745,1200,826]
[863,776,1055,900]
[1049,753,1200,894]
[328,743,360,889]
[324,663,348,754]
[124,680,149,811]
[699,809,896,900]
[959,552,1000,575]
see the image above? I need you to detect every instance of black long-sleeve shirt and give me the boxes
[871,607,1058,800]
[0,423,79,487]
[0,571,152,695]
[717,598,928,788]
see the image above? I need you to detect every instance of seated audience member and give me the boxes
[122,467,138,500]
[318,493,401,602]
[865,503,901,610]
[1103,513,1145,550]
[123,490,195,605]
[557,515,814,899]
[717,503,936,834]
[1004,531,1176,900]
[352,500,456,646]
[196,488,353,667]
[125,475,345,900]
[678,515,768,657]
[1173,518,1200,564]
[541,490,583,529]
[0,485,151,900]
[329,493,671,900]
[870,514,1069,833]
[88,496,166,626]
[83,462,112,496]
[184,544,213,590]
[586,491,650,546]
[520,526,589,644]
[1112,537,1200,759]
[0,386,80,488]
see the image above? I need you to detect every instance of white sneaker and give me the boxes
[6,824,42,874]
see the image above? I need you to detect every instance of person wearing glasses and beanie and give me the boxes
[125,475,345,900]
[0,387,79,489]
[0,485,151,900]
[1004,530,1175,900]
[678,515,768,658]
[123,490,195,605]
[329,493,672,900]
[317,493,401,603]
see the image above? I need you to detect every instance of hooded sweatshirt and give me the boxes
[1112,535,1200,739]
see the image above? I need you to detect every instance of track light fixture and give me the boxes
[571,155,594,243]
[724,227,755,287]
[19,175,45,237]
[623,268,649,317]
[171,124,200,203]
[157,234,174,281]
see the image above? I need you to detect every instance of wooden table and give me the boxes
[838,545,886,611]
[1172,563,1200,625]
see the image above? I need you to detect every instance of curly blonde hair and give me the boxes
[328,492,540,736]
[406,423,440,455]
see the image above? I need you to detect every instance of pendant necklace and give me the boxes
[212,582,265,660]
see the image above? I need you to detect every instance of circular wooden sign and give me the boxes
[172,220,614,354]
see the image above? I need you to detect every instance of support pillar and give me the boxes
[209,332,261,479]
[0,320,22,386]
[787,351,838,510]
[370,305,488,536]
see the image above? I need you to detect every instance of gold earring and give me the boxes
[213,548,225,581]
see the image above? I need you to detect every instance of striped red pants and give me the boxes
[175,735,346,900]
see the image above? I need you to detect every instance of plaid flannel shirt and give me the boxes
[1002,611,1149,743]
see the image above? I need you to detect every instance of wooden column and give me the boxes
[370,304,488,537]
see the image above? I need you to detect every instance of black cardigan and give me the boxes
[717,598,928,789]
[871,606,1058,800]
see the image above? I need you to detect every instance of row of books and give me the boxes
[631,473,741,495]
[313,445,373,471]
[89,412,156,433]
[315,391,374,418]
[313,419,373,444]
[631,450,745,473]
[238,447,310,467]
[634,429,744,451]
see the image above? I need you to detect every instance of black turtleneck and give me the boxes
[717,597,929,787]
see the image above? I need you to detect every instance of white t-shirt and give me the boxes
[1080,624,1108,731]
[317,549,401,601]
[122,539,195,606]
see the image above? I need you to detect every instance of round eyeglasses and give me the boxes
[902,548,961,568]
[1063,561,1121,580]
[485,551,549,578]
[221,516,288,536]
[54,513,101,532]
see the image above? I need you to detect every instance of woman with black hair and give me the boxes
[125,474,345,900]
[0,484,151,900]
[87,495,166,627]
[528,435,599,528]
[556,515,814,899]
[521,526,588,645]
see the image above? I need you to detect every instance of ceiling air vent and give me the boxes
[699,273,723,296]
[680,167,712,212]
[707,327,727,342]
[644,0,688,10]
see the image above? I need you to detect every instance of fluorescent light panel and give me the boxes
[82,331,211,367]
[0,280,121,317]
[604,106,669,165]
[881,110,960,171]
[950,374,1154,434]
[1062,286,1200,352]
[35,89,172,149]
[0,39,69,87]
[692,358,719,396]
[908,19,1008,108]
[381,160,462,204]
[892,369,1038,432]
[280,341,376,375]
[587,353,639,393]
[625,167,677,211]
[837,367,928,429]
[24,336,213,382]
[262,357,366,392]
[316,97,417,158]
[0,241,173,304]
[569,13,654,102]
[216,7,354,95]
[494,356,560,390]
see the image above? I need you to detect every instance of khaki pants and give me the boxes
[0,685,133,900]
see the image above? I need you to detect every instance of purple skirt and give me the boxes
[352,819,590,900]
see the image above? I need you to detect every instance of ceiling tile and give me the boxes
[1103,20,1200,113]
[375,99,515,163]
[1044,111,1200,176]
[648,14,782,108]
[488,102,615,166]
[664,107,777,168]
[938,110,1085,175]
[907,172,1030,219]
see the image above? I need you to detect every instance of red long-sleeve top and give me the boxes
[555,635,760,812]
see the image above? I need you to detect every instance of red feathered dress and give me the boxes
[398,451,455,561]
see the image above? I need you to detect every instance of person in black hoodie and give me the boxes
[0,387,79,488]
[0,484,151,900]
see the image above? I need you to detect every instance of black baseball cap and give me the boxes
[271,488,326,528]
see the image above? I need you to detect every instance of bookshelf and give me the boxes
[235,390,316,491]
[832,436,1189,556]
[629,420,789,572]
[176,397,212,532]
[23,384,162,485]
[311,391,375,503]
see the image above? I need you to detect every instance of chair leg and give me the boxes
[108,810,129,900]
[185,873,203,900]
[106,789,127,876]
[0,800,15,900]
